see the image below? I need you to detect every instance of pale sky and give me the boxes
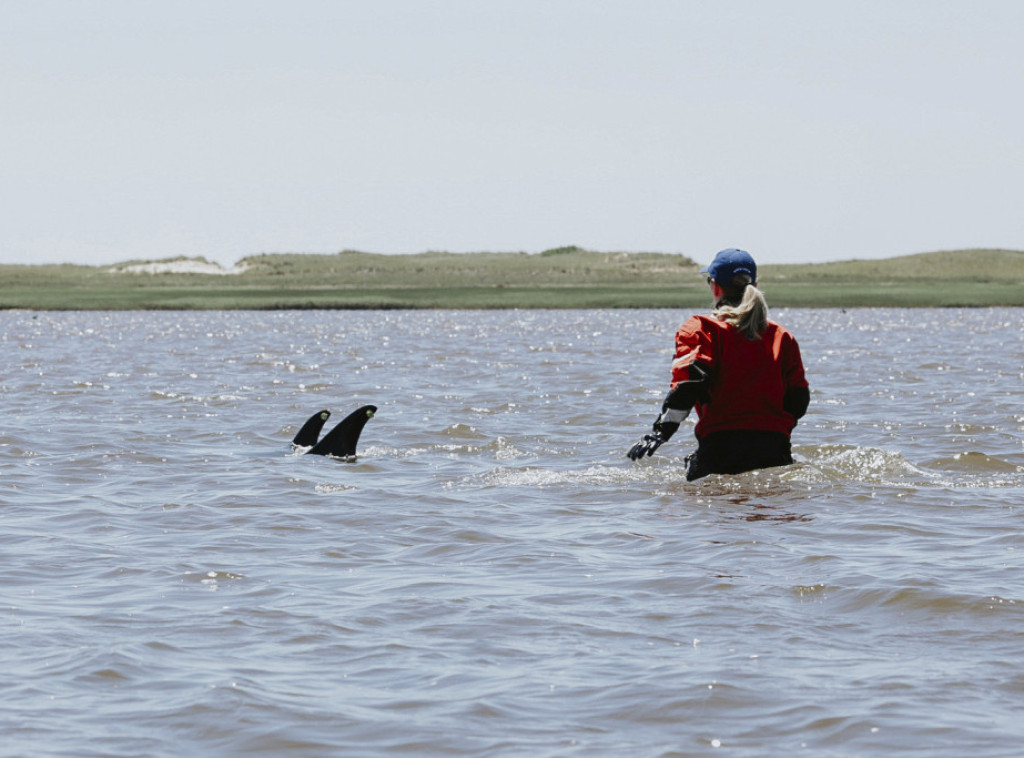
[3,0,1022,267]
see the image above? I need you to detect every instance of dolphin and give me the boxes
[292,405,377,459]
[292,409,331,450]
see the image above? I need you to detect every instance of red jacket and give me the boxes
[670,315,808,439]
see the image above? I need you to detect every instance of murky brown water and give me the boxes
[2,308,1022,756]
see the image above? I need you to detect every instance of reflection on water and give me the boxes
[1,308,1022,756]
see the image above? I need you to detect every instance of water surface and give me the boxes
[2,308,1022,756]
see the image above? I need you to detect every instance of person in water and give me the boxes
[628,248,810,480]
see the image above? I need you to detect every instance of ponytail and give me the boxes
[712,273,768,340]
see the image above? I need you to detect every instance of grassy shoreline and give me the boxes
[2,248,1022,310]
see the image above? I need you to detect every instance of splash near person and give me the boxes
[628,248,810,480]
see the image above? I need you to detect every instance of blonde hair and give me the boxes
[712,273,769,340]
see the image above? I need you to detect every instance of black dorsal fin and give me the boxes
[292,410,331,448]
[307,405,377,458]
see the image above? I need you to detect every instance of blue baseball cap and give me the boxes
[700,248,757,287]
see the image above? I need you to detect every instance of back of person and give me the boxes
[628,248,809,480]
[683,315,805,440]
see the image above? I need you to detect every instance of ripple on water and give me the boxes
[2,308,1023,756]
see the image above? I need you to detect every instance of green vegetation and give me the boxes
[1,247,1022,310]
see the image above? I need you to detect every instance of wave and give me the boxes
[793,445,1023,489]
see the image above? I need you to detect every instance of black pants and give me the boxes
[685,430,794,482]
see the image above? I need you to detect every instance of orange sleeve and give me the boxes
[781,331,808,390]
[670,317,715,389]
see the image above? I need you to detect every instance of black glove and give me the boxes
[627,405,689,461]
[628,431,667,460]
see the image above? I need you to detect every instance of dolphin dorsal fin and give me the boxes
[292,409,331,449]
[307,405,377,459]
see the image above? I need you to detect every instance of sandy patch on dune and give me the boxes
[110,259,250,275]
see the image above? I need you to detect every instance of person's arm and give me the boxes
[628,362,710,460]
[783,385,809,420]
[782,333,809,422]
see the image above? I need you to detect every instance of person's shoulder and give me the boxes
[677,314,720,337]
[766,320,801,343]
[678,313,721,330]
